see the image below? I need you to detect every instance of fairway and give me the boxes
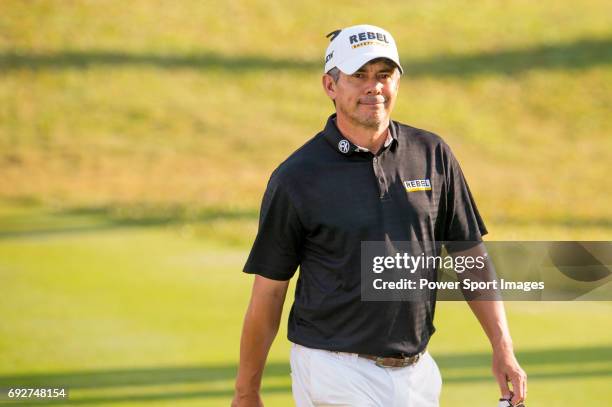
[1,1,611,405]
[0,205,611,405]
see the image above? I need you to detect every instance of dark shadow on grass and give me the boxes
[442,369,612,384]
[2,203,611,240]
[0,205,258,240]
[1,36,610,77]
[407,36,612,77]
[27,385,291,405]
[0,362,288,389]
[0,50,318,72]
[0,346,610,403]
[436,345,612,370]
[492,215,612,229]
[0,363,290,404]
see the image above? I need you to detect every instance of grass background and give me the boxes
[0,1,611,405]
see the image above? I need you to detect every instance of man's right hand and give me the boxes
[231,391,263,407]
[233,276,290,407]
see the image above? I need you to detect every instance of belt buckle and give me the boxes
[374,356,391,368]
[374,352,422,368]
[398,353,420,367]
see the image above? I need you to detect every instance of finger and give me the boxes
[495,373,511,399]
[510,377,522,404]
[510,374,525,404]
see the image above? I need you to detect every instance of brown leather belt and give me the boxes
[358,350,424,368]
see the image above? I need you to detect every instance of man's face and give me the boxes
[323,59,400,129]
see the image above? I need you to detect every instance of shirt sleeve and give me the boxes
[243,172,304,280]
[442,144,488,241]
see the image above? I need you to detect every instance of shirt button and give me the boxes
[373,157,378,163]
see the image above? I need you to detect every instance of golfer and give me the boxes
[232,24,526,407]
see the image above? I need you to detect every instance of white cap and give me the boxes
[323,24,403,75]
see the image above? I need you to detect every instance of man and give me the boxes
[232,24,526,407]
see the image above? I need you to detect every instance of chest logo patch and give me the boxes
[338,139,350,154]
[404,179,432,192]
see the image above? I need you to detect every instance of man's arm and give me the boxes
[232,275,290,407]
[448,242,527,405]
[467,300,527,405]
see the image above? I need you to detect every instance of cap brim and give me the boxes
[336,52,403,75]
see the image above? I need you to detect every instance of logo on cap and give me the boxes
[349,31,390,47]
[338,140,350,154]
[323,24,403,76]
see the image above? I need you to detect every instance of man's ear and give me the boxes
[322,74,337,100]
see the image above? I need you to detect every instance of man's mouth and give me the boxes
[359,96,386,105]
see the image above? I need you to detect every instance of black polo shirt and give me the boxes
[244,114,487,356]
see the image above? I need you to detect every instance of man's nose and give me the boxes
[365,78,384,94]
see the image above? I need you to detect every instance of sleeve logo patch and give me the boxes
[404,179,432,192]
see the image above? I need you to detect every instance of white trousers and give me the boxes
[289,343,442,407]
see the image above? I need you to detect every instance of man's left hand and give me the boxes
[492,347,527,405]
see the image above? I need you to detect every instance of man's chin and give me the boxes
[340,108,387,129]
[357,119,384,129]
[357,113,387,129]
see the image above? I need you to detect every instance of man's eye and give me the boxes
[352,73,364,78]
[379,74,391,79]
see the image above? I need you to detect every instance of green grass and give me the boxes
[0,205,611,406]
[1,0,611,238]
[1,1,611,405]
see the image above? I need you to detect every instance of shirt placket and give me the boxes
[372,155,389,200]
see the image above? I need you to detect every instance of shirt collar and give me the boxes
[322,113,398,156]
[354,132,394,153]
